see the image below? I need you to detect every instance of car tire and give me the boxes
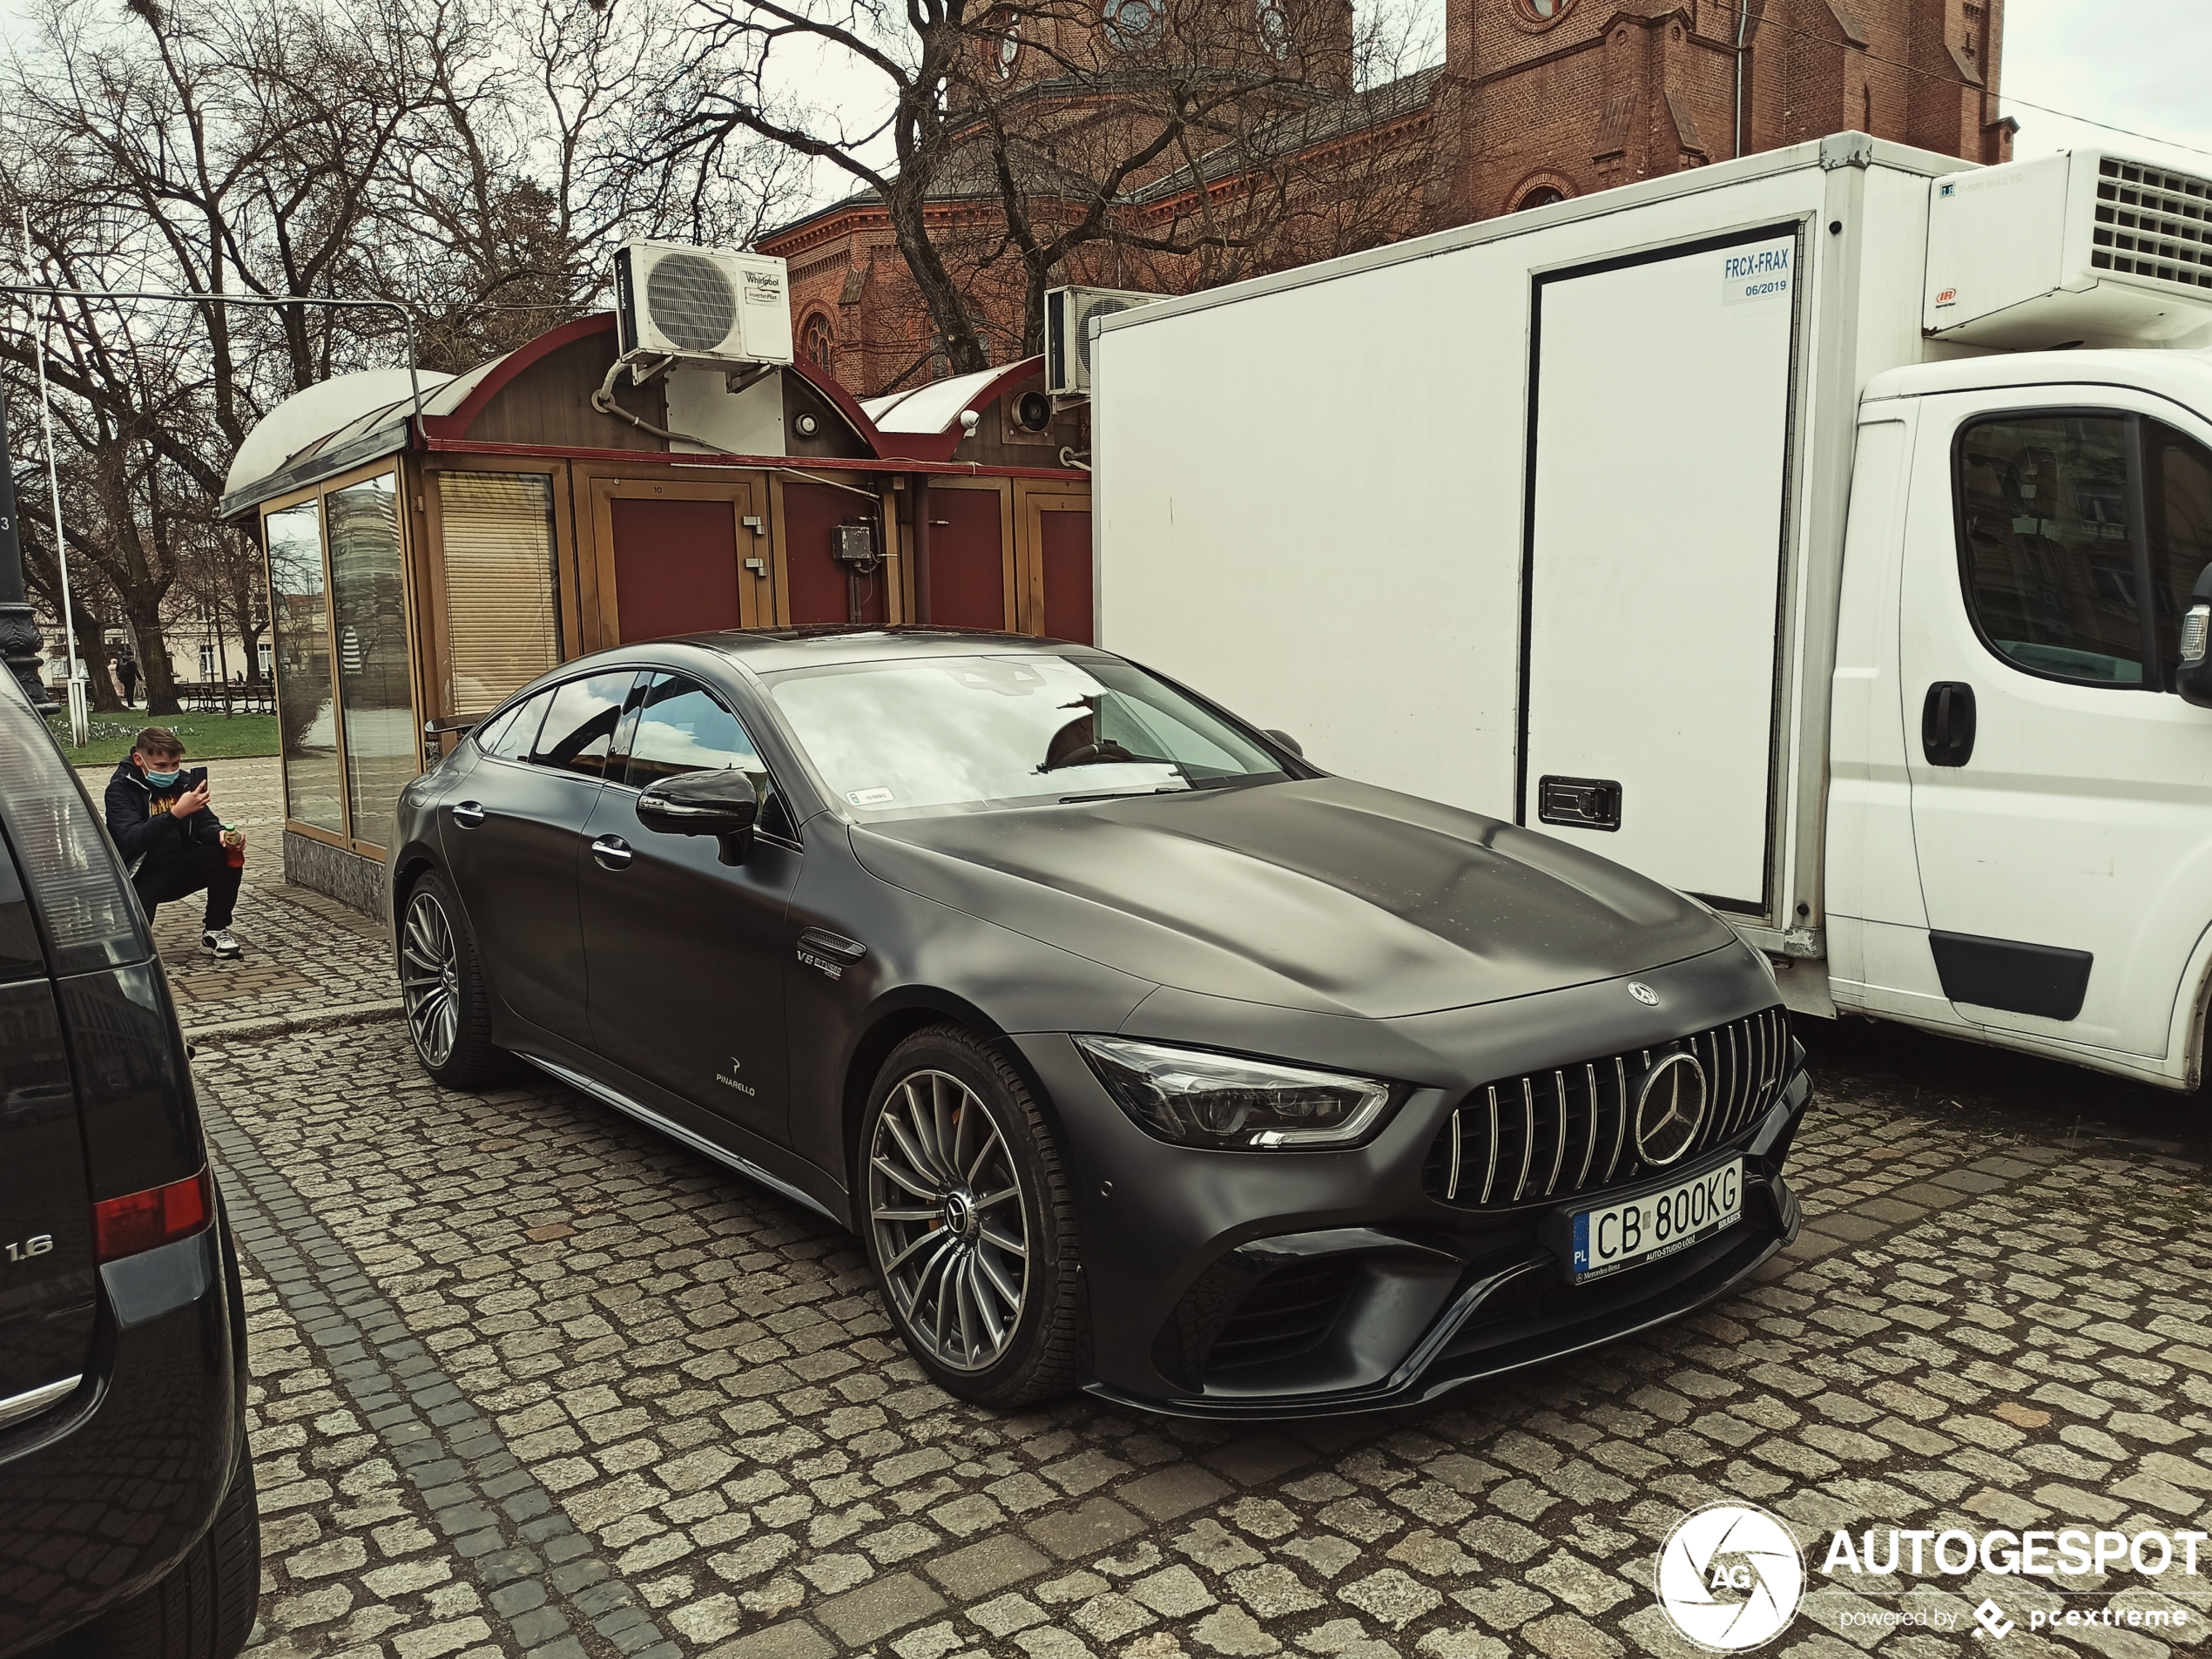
[397,870,506,1089]
[861,1025,1085,1406]
[54,1447,260,1659]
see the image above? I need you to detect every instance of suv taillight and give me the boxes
[92,1170,212,1263]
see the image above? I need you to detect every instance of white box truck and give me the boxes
[1089,132,2212,1091]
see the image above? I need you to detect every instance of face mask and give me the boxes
[141,765,181,787]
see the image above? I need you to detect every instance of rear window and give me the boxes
[0,691,145,974]
[0,827,44,981]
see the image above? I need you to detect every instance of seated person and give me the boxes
[104,727,247,958]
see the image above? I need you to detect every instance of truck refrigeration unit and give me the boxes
[1090,132,2212,1091]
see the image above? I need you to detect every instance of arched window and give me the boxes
[1521,0,1566,17]
[801,313,835,374]
[1517,185,1567,212]
[1256,0,1291,59]
[1103,0,1162,49]
[986,10,1021,78]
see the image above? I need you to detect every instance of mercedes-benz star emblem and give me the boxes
[1634,1050,1709,1166]
[1629,981,1660,1006]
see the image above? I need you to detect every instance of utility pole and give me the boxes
[0,398,50,711]
[19,212,84,743]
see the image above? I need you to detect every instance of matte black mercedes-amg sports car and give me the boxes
[389,629,1809,1417]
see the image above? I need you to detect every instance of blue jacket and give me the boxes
[104,761,220,874]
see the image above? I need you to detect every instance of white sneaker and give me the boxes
[203,928,242,959]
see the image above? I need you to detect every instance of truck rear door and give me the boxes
[1520,226,1804,918]
[1897,388,2212,1057]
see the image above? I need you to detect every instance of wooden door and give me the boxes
[588,476,769,644]
[921,482,1013,630]
[1022,492,1093,644]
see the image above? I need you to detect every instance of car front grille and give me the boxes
[1203,1259,1360,1373]
[1423,1005,1791,1210]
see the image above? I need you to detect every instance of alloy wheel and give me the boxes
[400,890,462,1069]
[867,1069,1030,1372]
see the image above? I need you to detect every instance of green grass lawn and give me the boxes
[49,711,280,766]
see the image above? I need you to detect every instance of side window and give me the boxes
[481,691,550,761]
[1955,415,2146,686]
[622,675,776,806]
[2148,421,2212,691]
[531,672,640,779]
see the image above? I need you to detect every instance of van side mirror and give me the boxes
[1264,728,1305,759]
[637,770,759,862]
[2179,563,2212,709]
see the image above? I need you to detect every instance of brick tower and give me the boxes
[1445,0,2011,220]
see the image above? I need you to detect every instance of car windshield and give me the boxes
[765,652,1289,816]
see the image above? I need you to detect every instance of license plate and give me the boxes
[1570,1158,1743,1282]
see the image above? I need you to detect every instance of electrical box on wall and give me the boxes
[1925,149,2212,348]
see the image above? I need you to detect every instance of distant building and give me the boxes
[764,0,2012,396]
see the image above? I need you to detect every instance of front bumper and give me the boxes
[1014,953,1811,1419]
[0,1227,245,1650]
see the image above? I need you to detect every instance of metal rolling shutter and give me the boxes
[438,473,561,714]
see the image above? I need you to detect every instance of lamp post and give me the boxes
[0,399,51,713]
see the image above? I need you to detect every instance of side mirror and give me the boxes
[637,770,759,861]
[2179,563,2212,709]
[1263,728,1304,759]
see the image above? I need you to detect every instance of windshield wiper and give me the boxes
[1057,783,1191,804]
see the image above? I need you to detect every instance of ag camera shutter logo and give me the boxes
[1656,1503,1806,1651]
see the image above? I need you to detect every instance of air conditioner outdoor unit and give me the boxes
[1925,149,2212,348]
[615,241,795,368]
[1046,286,1164,396]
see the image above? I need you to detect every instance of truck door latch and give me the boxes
[1537,775,1622,832]
[1921,682,1977,767]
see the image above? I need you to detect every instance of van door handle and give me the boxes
[1921,682,1977,767]
[452,800,486,828]
[590,835,633,871]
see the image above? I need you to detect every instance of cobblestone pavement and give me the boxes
[148,763,2212,1659]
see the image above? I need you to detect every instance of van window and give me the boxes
[2148,423,2212,691]
[1957,413,2212,691]
[1956,415,2147,685]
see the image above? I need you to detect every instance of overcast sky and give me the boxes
[1998,0,2212,171]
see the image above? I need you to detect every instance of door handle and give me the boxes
[590,834,633,871]
[452,800,486,828]
[1921,682,1977,767]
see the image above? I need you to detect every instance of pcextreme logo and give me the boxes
[1655,1503,1807,1651]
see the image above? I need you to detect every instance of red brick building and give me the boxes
[765,0,2013,396]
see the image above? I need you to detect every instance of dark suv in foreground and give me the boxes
[0,670,256,1659]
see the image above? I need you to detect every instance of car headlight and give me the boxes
[1074,1035,1395,1150]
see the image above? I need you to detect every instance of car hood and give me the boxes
[848,778,1737,1019]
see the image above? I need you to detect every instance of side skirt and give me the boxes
[521,1055,848,1230]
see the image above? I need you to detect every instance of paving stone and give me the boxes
[923,1534,1050,1601]
[1026,1498,1148,1561]
[812,1571,947,1645]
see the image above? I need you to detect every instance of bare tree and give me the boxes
[0,0,807,705]
[649,0,1021,377]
